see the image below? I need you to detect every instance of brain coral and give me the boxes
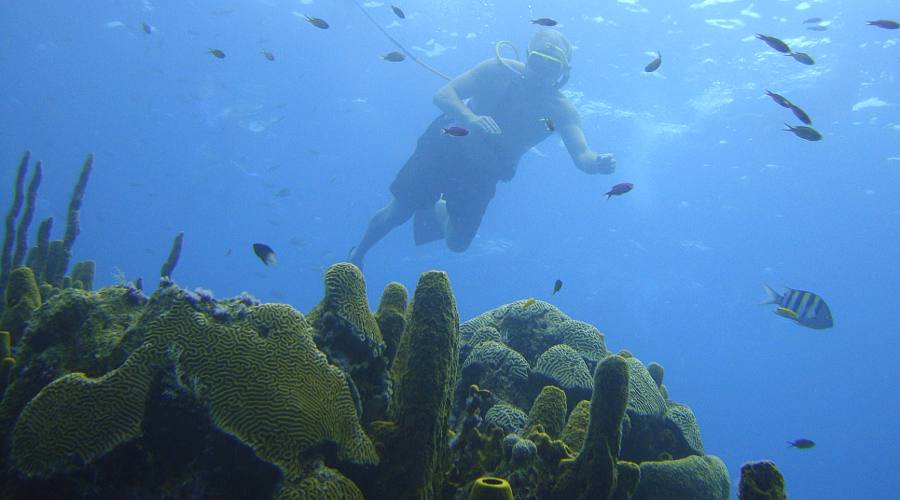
[623,356,667,418]
[665,403,704,455]
[306,262,382,346]
[484,402,528,434]
[532,344,593,395]
[553,319,607,365]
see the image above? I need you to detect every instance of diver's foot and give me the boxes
[348,246,364,270]
[434,198,449,236]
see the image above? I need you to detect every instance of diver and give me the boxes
[349,29,616,268]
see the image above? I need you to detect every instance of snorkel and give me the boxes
[495,29,572,89]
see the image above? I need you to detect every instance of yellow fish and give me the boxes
[522,298,536,309]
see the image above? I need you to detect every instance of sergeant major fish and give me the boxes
[762,286,833,329]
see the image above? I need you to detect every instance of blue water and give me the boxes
[2,1,899,498]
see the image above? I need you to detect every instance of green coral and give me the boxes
[554,319,607,364]
[647,361,664,388]
[1,266,42,343]
[533,344,593,395]
[459,310,500,342]
[614,461,641,500]
[379,270,459,500]
[0,330,16,395]
[277,464,364,500]
[525,385,568,438]
[468,325,502,347]
[624,356,666,418]
[633,455,730,500]
[665,403,704,455]
[10,342,159,476]
[462,340,529,382]
[484,402,528,434]
[375,281,408,366]
[307,262,382,345]
[738,460,786,500]
[561,399,591,452]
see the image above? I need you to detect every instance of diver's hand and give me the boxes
[467,114,502,135]
[581,152,616,174]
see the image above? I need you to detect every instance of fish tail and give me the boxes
[786,441,794,448]
[783,123,794,131]
[762,285,781,305]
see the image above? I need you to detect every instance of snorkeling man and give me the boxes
[349,29,616,268]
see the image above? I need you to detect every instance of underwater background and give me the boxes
[1,0,898,498]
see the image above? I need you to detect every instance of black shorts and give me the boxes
[390,115,516,243]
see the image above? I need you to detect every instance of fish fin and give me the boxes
[786,441,794,448]
[775,306,799,319]
[783,123,793,131]
[761,285,781,305]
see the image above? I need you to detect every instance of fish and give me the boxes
[262,50,275,61]
[806,25,828,31]
[442,126,469,137]
[765,90,792,108]
[605,182,634,200]
[755,34,791,54]
[802,17,823,24]
[789,104,812,125]
[783,124,822,142]
[382,51,406,62]
[208,48,226,59]
[531,18,558,27]
[541,117,555,131]
[253,243,278,266]
[866,20,900,30]
[644,51,662,72]
[274,187,291,198]
[141,22,152,34]
[762,286,833,329]
[553,279,563,295]
[225,249,232,257]
[787,439,816,449]
[391,5,406,19]
[787,51,815,65]
[305,15,330,29]
[521,298,536,308]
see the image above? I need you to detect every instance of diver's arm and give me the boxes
[433,59,506,134]
[557,100,616,174]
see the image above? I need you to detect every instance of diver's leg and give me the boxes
[349,197,415,267]
[444,195,490,253]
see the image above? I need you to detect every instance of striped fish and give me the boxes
[763,286,833,329]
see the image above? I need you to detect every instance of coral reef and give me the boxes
[738,460,787,500]
[633,455,730,500]
[159,231,184,279]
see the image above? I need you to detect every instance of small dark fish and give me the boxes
[391,5,406,19]
[765,90,792,108]
[305,15,330,29]
[225,248,232,257]
[763,286,832,328]
[783,124,822,141]
[262,50,275,61]
[867,20,900,30]
[382,51,406,62]
[531,18,558,27]
[253,243,278,266]
[442,126,469,137]
[141,22,152,34]
[802,17,822,24]
[274,187,291,198]
[541,117,555,131]
[789,104,812,125]
[605,182,634,200]
[553,279,563,295]
[208,48,226,59]
[644,51,662,72]
[806,25,828,31]
[787,439,815,449]
[787,51,815,65]
[755,33,792,54]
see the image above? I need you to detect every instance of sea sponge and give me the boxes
[738,460,786,500]
[1,266,42,343]
[633,454,730,500]
[381,270,459,500]
[525,385,568,438]
[10,342,160,476]
[375,281,408,365]
[646,361,664,388]
[469,476,514,500]
[560,399,591,452]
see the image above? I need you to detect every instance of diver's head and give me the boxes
[524,29,572,88]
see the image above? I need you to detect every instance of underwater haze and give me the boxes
[2,0,899,498]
